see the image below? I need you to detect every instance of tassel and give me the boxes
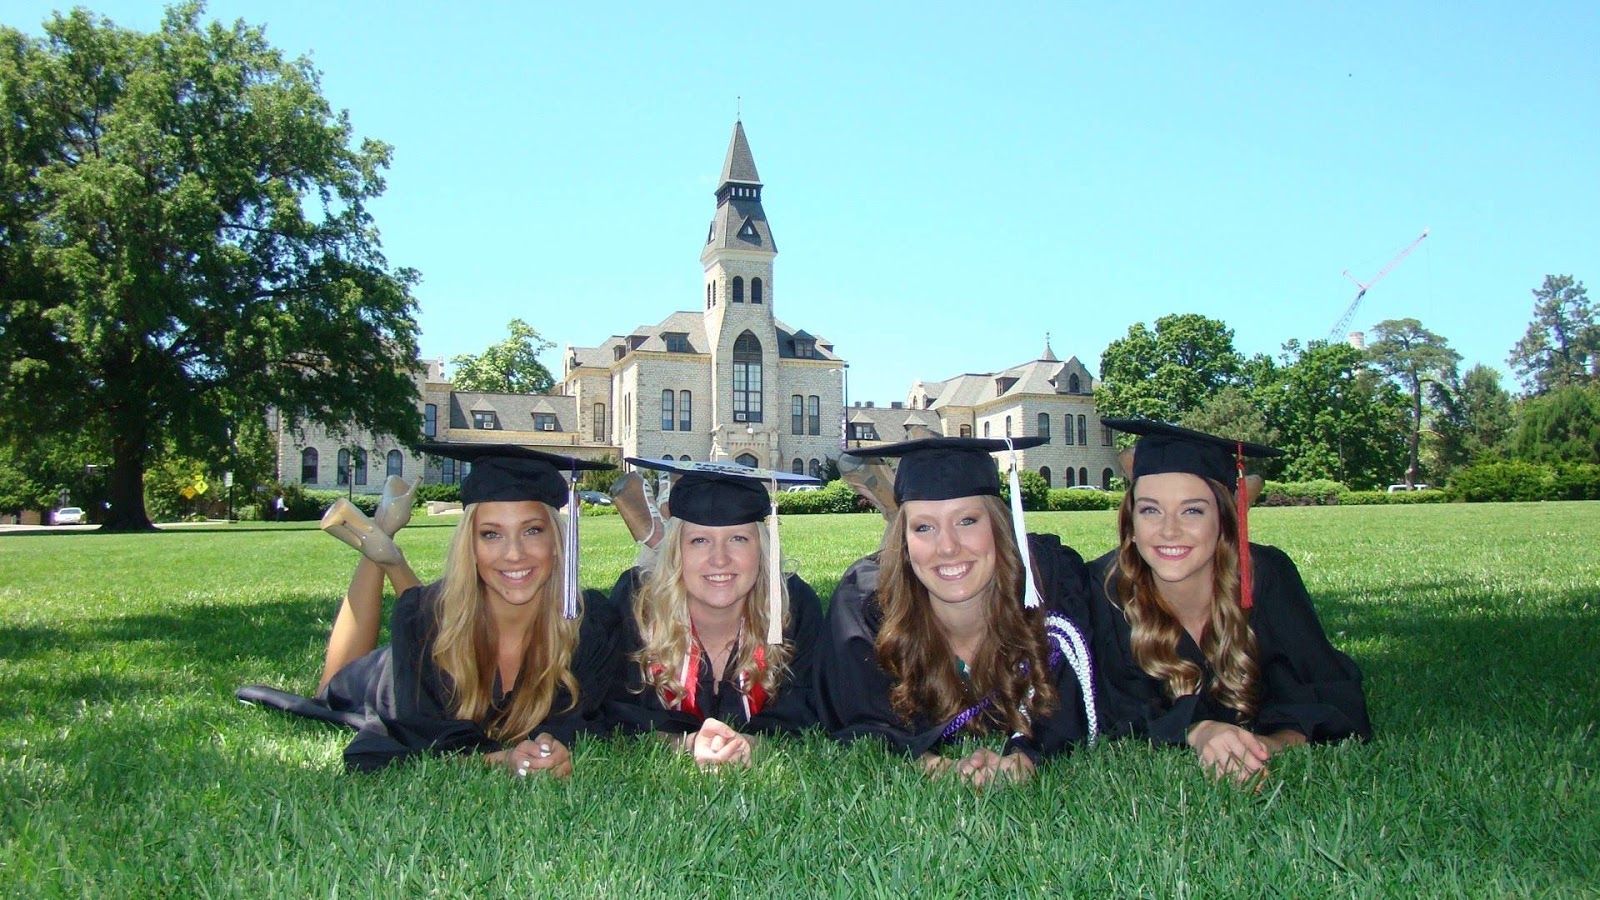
[1236,441,1253,611]
[1005,439,1041,609]
[766,478,783,644]
[563,471,580,619]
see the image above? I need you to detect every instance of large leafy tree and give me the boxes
[449,319,556,394]
[1508,275,1597,394]
[1513,384,1600,465]
[0,5,421,530]
[1430,364,1514,474]
[1095,313,1243,421]
[1366,318,1461,487]
[1178,385,1285,479]
[1258,340,1407,489]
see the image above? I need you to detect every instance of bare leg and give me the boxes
[317,554,422,691]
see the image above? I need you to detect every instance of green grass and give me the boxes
[2,504,1598,896]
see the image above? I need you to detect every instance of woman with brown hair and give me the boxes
[1086,420,1371,783]
[818,437,1097,787]
[237,444,620,774]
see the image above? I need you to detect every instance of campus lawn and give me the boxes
[1,504,1597,896]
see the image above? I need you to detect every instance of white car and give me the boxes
[51,506,87,525]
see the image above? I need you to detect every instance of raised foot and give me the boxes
[373,475,418,536]
[321,498,406,566]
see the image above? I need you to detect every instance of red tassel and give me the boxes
[1236,441,1253,610]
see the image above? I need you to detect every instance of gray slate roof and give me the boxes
[720,120,762,184]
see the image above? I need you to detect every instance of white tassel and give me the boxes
[1005,440,1041,609]
[563,476,580,619]
[766,480,782,644]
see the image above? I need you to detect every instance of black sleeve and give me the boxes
[1248,545,1373,742]
[535,588,624,746]
[745,574,824,734]
[343,586,499,772]
[815,555,949,758]
[1002,535,1096,762]
[600,568,704,736]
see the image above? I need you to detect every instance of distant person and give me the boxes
[237,445,620,774]
[1085,420,1371,784]
[604,459,822,768]
[817,437,1098,787]
[274,494,287,522]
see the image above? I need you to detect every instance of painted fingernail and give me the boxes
[539,743,552,758]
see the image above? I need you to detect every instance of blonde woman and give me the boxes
[1086,420,1371,783]
[604,459,822,768]
[238,444,620,774]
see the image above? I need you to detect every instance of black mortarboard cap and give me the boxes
[1102,419,1282,489]
[843,436,1047,503]
[416,442,614,506]
[624,458,816,526]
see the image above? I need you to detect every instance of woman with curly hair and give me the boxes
[237,444,620,774]
[603,459,822,768]
[818,437,1097,787]
[1086,420,1371,783]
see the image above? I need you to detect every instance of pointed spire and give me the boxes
[720,120,762,186]
[1041,332,1058,362]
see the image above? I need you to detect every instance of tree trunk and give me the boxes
[103,431,155,532]
[1408,384,1423,488]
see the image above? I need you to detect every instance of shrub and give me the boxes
[1260,479,1347,506]
[1047,489,1121,511]
[1553,463,1600,501]
[1448,461,1558,503]
[1342,489,1451,505]
[777,481,863,515]
[414,483,461,504]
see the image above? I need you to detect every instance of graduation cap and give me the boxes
[625,458,819,643]
[417,442,616,619]
[843,436,1049,610]
[1102,419,1284,610]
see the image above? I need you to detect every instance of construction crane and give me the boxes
[1327,227,1430,342]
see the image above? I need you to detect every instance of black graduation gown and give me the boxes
[602,567,823,736]
[816,533,1095,763]
[1083,543,1372,746]
[236,582,621,772]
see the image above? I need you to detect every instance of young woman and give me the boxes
[237,444,620,774]
[604,459,822,768]
[818,437,1098,787]
[1086,419,1371,783]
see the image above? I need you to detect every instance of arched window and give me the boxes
[353,449,368,486]
[809,458,822,479]
[792,457,804,475]
[336,449,350,486]
[386,450,403,478]
[662,389,675,431]
[735,452,759,468]
[1005,415,1012,437]
[423,403,437,438]
[791,395,804,435]
[593,403,606,441]
[733,331,763,423]
[1066,468,1076,487]
[983,421,990,437]
[808,395,820,435]
[1102,467,1114,490]
[680,454,691,463]
[959,424,972,438]
[706,283,712,309]
[752,278,763,304]
[1077,415,1087,445]
[1038,413,1050,442]
[732,276,744,303]
[678,391,691,432]
[1069,373,1081,393]
[1041,466,1052,486]
[301,448,318,484]
[1079,466,1089,486]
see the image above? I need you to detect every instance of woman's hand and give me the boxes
[691,718,753,769]
[954,747,1036,788]
[1187,720,1271,784]
[919,752,952,779]
[488,733,572,779]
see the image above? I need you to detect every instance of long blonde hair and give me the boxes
[632,518,792,705]
[874,495,1058,736]
[429,502,581,743]
[1109,477,1259,720]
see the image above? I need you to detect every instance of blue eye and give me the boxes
[912,523,933,533]
[1136,505,1159,515]
[478,530,500,540]
[525,525,544,535]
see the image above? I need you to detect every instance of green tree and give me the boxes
[1095,314,1243,422]
[1508,275,1597,394]
[0,5,421,530]
[1259,340,1407,489]
[449,319,556,394]
[1431,364,1514,473]
[1178,385,1285,479]
[1513,384,1600,465]
[1366,318,1461,487]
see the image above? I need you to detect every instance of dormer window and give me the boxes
[664,333,691,353]
[533,413,558,432]
[612,345,626,362]
[996,377,1018,396]
[472,411,500,430]
[1068,373,1082,393]
[794,339,815,358]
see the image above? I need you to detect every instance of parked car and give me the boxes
[51,506,87,525]
[783,484,822,492]
[1065,485,1105,492]
[577,490,613,506]
[1386,483,1431,492]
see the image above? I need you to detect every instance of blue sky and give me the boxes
[11,2,1598,402]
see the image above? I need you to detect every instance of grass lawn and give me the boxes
[2,503,1597,896]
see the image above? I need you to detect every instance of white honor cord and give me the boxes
[1047,613,1098,745]
[1004,440,1041,609]
[766,479,782,644]
[563,477,580,619]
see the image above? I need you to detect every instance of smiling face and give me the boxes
[679,521,762,618]
[472,501,557,608]
[902,497,998,607]
[1130,472,1221,603]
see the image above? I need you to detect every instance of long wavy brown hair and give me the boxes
[632,519,792,705]
[874,495,1058,736]
[429,502,581,744]
[1109,477,1259,720]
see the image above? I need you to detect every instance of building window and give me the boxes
[706,283,713,308]
[732,276,744,303]
[1102,423,1113,446]
[423,403,437,438]
[792,457,804,475]
[850,423,877,441]
[472,411,499,430]
[1041,466,1052,486]
[959,425,972,438]
[337,449,350,486]
[791,395,804,435]
[665,333,691,353]
[534,413,558,432]
[680,454,690,462]
[679,391,691,432]
[733,331,763,423]
[1079,466,1089,486]
[1102,467,1114,490]
[808,395,820,435]
[982,421,990,437]
[1038,413,1050,442]
[662,390,675,431]
[1063,416,1074,445]
[795,339,815,358]
[387,450,403,478]
[735,452,759,468]
[809,458,822,479]
[1005,415,1012,437]
[1077,415,1087,445]
[1069,373,1081,393]
[353,449,368,487]
[1066,467,1076,487]
[300,448,318,484]
[752,278,763,304]
[594,403,606,441]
